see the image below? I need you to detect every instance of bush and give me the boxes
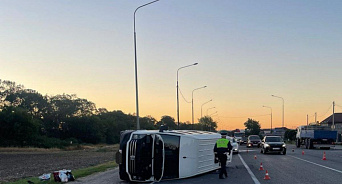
[32,136,69,149]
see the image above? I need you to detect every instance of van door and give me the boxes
[153,134,165,182]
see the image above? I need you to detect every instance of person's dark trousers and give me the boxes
[218,154,227,178]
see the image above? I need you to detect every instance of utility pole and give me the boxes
[333,101,335,130]
[315,112,317,124]
[307,114,308,126]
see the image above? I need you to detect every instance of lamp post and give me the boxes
[192,86,207,127]
[206,107,216,116]
[263,105,273,134]
[134,0,160,130]
[271,95,284,128]
[201,99,212,118]
[177,63,198,129]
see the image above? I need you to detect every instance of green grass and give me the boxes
[4,161,117,184]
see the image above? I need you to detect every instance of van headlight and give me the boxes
[282,144,286,147]
[264,144,270,147]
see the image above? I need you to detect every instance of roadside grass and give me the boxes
[4,161,117,184]
[0,147,61,152]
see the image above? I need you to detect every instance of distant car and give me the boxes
[247,135,261,148]
[260,136,286,155]
[241,137,247,145]
[227,137,239,154]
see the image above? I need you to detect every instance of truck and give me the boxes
[296,125,337,149]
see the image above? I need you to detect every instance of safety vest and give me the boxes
[216,138,229,148]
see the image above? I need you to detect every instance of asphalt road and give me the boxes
[76,145,342,184]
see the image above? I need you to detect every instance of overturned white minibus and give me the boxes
[115,130,232,182]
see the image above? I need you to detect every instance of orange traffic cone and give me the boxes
[259,162,264,171]
[322,152,327,160]
[264,170,271,180]
[254,155,257,159]
[302,150,305,155]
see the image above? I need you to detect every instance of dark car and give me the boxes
[260,136,286,155]
[247,135,261,148]
[241,137,247,145]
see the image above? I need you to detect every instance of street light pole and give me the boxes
[263,105,273,134]
[192,86,207,127]
[177,63,198,129]
[206,107,216,116]
[271,95,285,128]
[201,99,212,118]
[133,0,159,130]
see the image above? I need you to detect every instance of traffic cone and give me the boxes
[322,152,326,160]
[254,155,257,159]
[259,162,264,171]
[264,170,271,180]
[292,148,294,152]
[302,150,305,155]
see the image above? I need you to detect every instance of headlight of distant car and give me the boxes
[282,144,286,147]
[264,144,270,147]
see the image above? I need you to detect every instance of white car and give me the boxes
[228,137,239,154]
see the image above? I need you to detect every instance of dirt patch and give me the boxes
[0,145,118,183]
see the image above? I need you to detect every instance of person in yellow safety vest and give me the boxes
[214,132,232,179]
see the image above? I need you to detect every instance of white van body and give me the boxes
[117,130,232,182]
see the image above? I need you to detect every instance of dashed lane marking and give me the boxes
[238,154,261,184]
[289,155,342,174]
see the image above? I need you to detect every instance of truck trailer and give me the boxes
[296,125,337,149]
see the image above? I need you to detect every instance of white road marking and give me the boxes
[289,155,342,174]
[238,154,261,184]
[240,149,257,152]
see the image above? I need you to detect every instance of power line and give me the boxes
[218,114,270,119]
[317,104,332,118]
[335,104,342,109]
[178,86,191,103]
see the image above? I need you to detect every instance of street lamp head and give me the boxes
[193,63,198,65]
[204,86,207,88]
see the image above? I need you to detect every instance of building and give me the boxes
[320,113,342,142]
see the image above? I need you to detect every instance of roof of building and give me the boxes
[321,113,342,124]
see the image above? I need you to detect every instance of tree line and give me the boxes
[0,79,217,148]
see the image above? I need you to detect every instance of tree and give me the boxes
[0,80,25,108]
[65,116,105,144]
[244,118,261,136]
[284,129,297,141]
[140,115,157,130]
[157,115,177,130]
[198,116,217,131]
[44,94,97,138]
[0,106,40,146]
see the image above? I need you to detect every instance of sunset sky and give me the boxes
[1,0,342,130]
